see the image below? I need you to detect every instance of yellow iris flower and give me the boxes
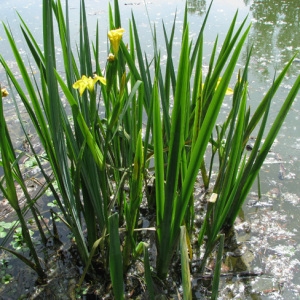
[108,28,125,56]
[1,88,9,97]
[107,53,115,62]
[217,77,234,95]
[202,77,234,95]
[73,75,106,96]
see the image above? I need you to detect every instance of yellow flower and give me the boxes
[217,77,234,95]
[94,75,106,86]
[1,88,8,97]
[108,28,125,56]
[202,77,233,96]
[107,53,115,62]
[73,75,106,96]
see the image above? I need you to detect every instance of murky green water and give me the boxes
[1,0,300,298]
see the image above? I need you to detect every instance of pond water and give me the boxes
[1,0,300,298]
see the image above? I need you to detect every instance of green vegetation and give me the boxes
[0,259,13,285]
[0,0,299,298]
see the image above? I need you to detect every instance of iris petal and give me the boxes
[108,28,125,56]
[73,75,106,96]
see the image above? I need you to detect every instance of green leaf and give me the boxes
[180,226,192,300]
[153,79,165,229]
[108,213,124,300]
[143,243,155,300]
[211,234,225,300]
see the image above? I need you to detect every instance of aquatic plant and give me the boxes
[0,87,47,281]
[0,0,300,298]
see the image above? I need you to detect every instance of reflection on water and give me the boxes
[249,0,300,77]
[187,0,206,15]
[186,0,300,77]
